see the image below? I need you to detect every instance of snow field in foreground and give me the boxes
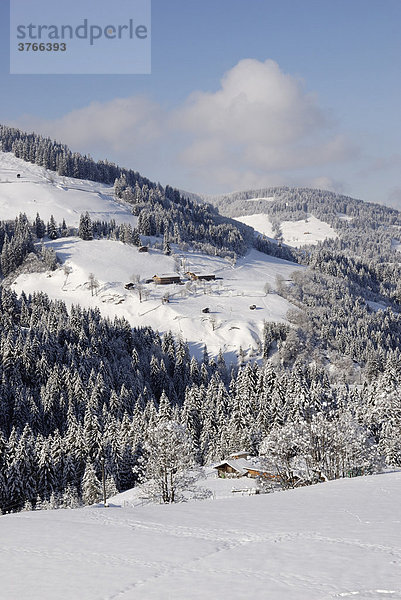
[1,471,400,600]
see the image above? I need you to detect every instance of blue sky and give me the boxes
[1,0,401,206]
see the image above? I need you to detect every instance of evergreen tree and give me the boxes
[82,462,102,505]
[34,213,46,239]
[163,232,171,256]
[78,212,94,241]
[47,215,59,240]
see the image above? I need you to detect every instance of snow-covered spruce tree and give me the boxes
[376,387,401,467]
[81,462,102,505]
[61,484,81,509]
[0,431,8,513]
[105,475,118,499]
[40,245,57,270]
[137,421,197,503]
[34,212,46,239]
[47,215,59,240]
[163,232,171,256]
[78,212,93,241]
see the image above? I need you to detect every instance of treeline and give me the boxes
[0,213,59,277]
[276,267,401,376]
[0,124,153,188]
[306,248,401,306]
[114,175,252,258]
[210,186,401,228]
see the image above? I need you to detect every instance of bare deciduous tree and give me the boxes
[88,273,99,296]
[62,264,72,290]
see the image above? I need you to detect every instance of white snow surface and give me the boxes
[235,213,338,247]
[280,215,338,247]
[12,240,299,361]
[235,213,276,240]
[0,151,136,226]
[337,212,354,222]
[1,471,401,600]
[245,196,275,202]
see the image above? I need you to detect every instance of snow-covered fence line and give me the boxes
[231,488,259,495]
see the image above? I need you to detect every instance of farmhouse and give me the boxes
[153,274,181,285]
[213,454,273,479]
[185,271,216,281]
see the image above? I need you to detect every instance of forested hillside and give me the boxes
[0,125,252,259]
[0,285,399,512]
[209,186,401,259]
[0,128,401,513]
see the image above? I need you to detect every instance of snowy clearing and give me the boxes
[391,238,401,253]
[1,471,400,600]
[0,151,136,227]
[235,213,277,240]
[337,212,354,222]
[280,215,338,247]
[235,213,338,247]
[245,196,276,202]
[12,240,301,362]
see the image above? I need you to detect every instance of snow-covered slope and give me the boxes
[280,215,338,247]
[235,213,338,247]
[12,241,300,361]
[234,213,276,240]
[0,151,303,360]
[1,471,400,600]
[0,151,136,226]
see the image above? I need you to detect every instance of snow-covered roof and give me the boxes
[213,459,248,475]
[213,457,268,475]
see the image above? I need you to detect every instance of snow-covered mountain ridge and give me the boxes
[0,151,301,361]
[207,185,401,255]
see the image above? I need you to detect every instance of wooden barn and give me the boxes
[185,271,216,281]
[153,274,181,285]
[213,455,273,480]
[198,274,216,281]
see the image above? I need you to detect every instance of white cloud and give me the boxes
[13,95,164,155]
[174,58,326,145]
[9,58,358,193]
[173,59,357,185]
